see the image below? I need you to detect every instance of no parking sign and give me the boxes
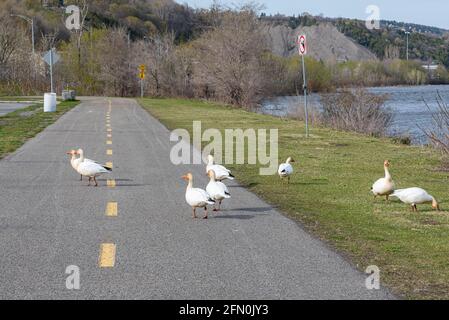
[297,34,307,56]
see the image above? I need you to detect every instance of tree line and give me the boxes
[1,1,449,108]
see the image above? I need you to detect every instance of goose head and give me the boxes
[207,170,216,180]
[432,198,440,211]
[286,157,295,163]
[66,149,77,156]
[384,160,391,168]
[181,173,193,182]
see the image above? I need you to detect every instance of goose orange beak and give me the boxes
[181,175,189,180]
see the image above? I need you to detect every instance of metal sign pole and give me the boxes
[297,34,309,138]
[141,78,144,98]
[50,48,54,93]
[302,54,309,138]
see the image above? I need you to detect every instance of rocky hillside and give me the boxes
[266,23,377,61]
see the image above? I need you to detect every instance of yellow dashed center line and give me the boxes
[105,202,118,217]
[100,101,116,269]
[99,243,116,267]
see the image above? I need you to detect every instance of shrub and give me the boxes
[320,88,392,136]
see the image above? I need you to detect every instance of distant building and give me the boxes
[421,64,439,71]
[42,0,64,7]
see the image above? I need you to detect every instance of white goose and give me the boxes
[278,157,295,183]
[390,187,440,212]
[206,170,231,211]
[371,160,395,200]
[75,149,112,187]
[206,155,234,181]
[66,149,99,181]
[182,173,215,219]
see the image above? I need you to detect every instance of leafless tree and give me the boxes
[191,9,269,107]
[420,92,449,156]
[0,15,20,66]
[97,27,133,96]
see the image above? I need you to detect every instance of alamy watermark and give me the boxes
[170,121,279,175]
[65,5,81,31]
[65,265,80,290]
[365,5,380,30]
[365,265,380,290]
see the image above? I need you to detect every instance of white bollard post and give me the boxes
[44,93,57,112]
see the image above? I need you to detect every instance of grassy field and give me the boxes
[139,98,449,300]
[0,100,79,159]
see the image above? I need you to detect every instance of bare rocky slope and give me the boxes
[266,23,377,61]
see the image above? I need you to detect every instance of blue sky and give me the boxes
[179,0,449,29]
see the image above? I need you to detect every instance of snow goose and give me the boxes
[390,187,440,212]
[66,149,99,181]
[75,149,112,186]
[206,155,234,181]
[371,160,395,200]
[182,173,215,219]
[206,170,231,211]
[278,157,295,183]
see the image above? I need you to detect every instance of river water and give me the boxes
[260,85,449,144]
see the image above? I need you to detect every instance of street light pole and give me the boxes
[405,31,410,61]
[10,14,35,56]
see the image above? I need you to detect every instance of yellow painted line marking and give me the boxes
[107,140,112,145]
[105,202,118,217]
[107,179,116,187]
[107,134,112,138]
[107,149,113,155]
[106,124,111,127]
[99,243,116,268]
[106,161,113,168]
[107,128,112,132]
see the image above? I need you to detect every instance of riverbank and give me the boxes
[261,84,449,144]
[0,100,79,159]
[139,97,449,299]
